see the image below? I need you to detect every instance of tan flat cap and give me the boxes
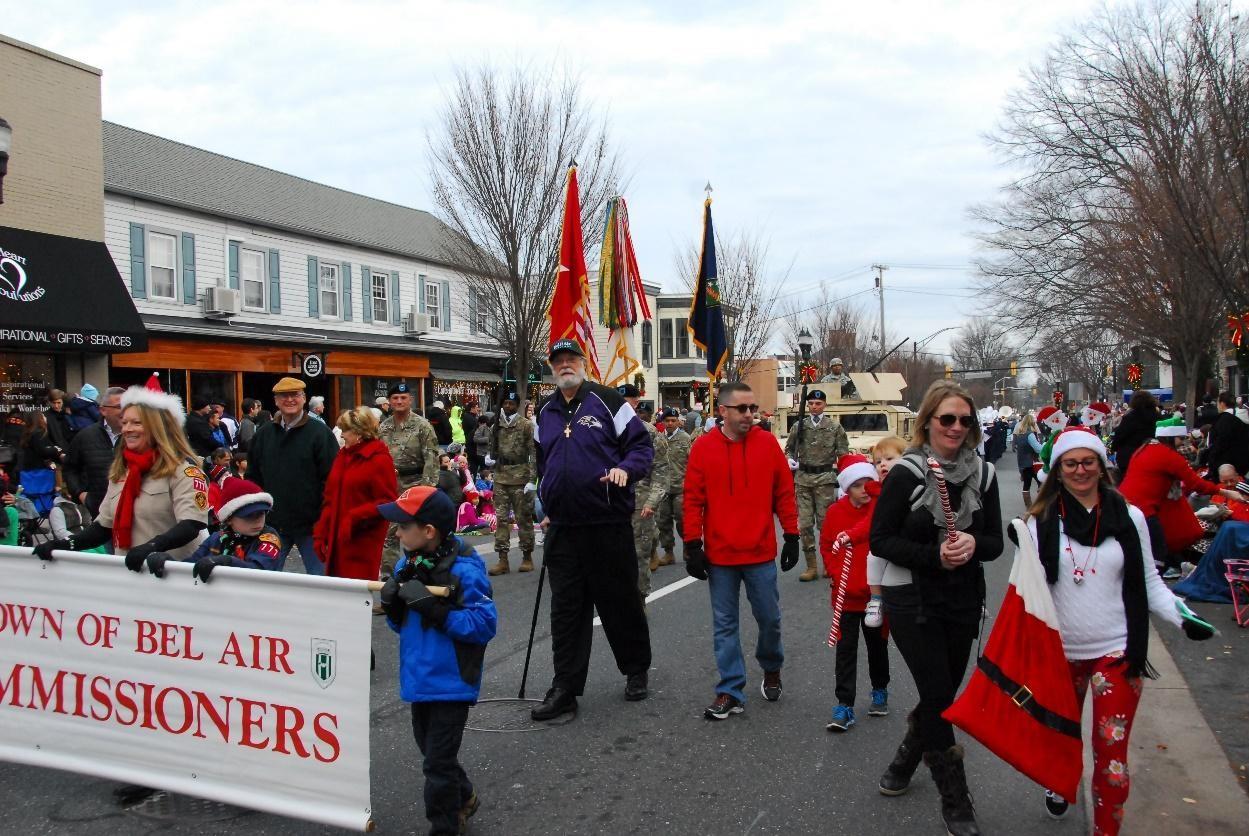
[272,377,307,393]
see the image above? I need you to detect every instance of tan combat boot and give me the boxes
[648,545,661,573]
[518,552,534,572]
[799,553,818,582]
[657,549,676,567]
[488,553,510,576]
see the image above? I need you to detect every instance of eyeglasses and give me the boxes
[721,403,760,415]
[934,414,975,428]
[1060,457,1100,472]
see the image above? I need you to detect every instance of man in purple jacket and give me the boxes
[530,338,655,721]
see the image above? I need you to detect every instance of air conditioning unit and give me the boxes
[204,286,241,318]
[403,309,430,337]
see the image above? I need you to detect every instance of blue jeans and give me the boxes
[278,532,324,576]
[708,560,783,704]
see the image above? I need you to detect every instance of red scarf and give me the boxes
[113,448,157,550]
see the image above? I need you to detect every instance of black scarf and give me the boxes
[1036,484,1155,679]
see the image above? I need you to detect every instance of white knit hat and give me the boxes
[1049,427,1109,469]
[837,453,878,493]
[120,385,186,425]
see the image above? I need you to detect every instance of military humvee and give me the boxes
[783,372,917,454]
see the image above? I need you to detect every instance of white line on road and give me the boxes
[592,575,699,626]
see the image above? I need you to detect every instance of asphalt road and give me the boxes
[0,462,1158,834]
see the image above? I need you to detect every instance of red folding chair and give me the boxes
[1226,560,1249,628]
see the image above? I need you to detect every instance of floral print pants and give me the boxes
[1069,654,1143,836]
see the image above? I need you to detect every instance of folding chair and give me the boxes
[1226,559,1249,628]
[16,468,57,546]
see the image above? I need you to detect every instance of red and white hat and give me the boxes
[1036,406,1069,432]
[1049,427,1109,469]
[1080,402,1112,427]
[837,453,878,493]
[217,478,274,521]
[120,385,185,425]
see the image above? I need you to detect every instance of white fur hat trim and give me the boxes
[120,386,186,425]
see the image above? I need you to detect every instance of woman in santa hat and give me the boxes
[1018,427,1211,833]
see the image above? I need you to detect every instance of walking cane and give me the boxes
[827,540,853,646]
[517,562,546,699]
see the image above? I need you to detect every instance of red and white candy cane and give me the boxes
[827,539,854,647]
[926,457,958,543]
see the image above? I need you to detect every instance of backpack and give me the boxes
[473,421,491,447]
[892,451,995,514]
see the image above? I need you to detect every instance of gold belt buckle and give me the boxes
[1011,684,1033,708]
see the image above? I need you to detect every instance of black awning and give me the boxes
[0,225,148,353]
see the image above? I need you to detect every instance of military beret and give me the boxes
[806,389,827,401]
[388,382,411,397]
[661,406,680,419]
[617,383,641,398]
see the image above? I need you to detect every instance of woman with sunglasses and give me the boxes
[869,380,1002,836]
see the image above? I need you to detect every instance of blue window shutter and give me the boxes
[306,256,319,317]
[129,223,147,299]
[468,289,477,335]
[440,280,450,331]
[228,240,240,290]
[341,263,352,321]
[390,271,401,325]
[181,233,196,304]
[417,274,426,313]
[360,265,372,323]
[267,249,281,313]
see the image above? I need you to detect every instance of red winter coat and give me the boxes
[683,425,798,566]
[1119,440,1218,553]
[820,493,876,612]
[313,438,396,581]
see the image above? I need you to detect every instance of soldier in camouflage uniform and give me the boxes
[820,357,857,399]
[378,382,440,581]
[619,386,668,598]
[784,388,849,581]
[653,406,691,571]
[486,390,536,576]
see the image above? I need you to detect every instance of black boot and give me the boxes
[531,686,577,721]
[923,744,981,836]
[878,711,923,795]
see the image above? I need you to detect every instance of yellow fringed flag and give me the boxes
[597,196,651,388]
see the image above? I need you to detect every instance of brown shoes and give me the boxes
[488,554,510,576]
[798,568,818,582]
[657,549,676,567]
[518,553,534,572]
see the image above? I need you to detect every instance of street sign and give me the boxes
[961,371,992,380]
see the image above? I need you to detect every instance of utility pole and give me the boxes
[872,263,888,353]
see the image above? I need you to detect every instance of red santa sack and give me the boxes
[943,518,1083,800]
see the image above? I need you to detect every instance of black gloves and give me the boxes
[398,581,453,625]
[1182,617,1215,641]
[145,552,173,578]
[33,539,71,561]
[684,540,708,581]
[380,577,406,624]
[780,533,800,572]
[125,541,160,572]
[192,555,228,583]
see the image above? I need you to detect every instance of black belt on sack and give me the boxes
[799,464,834,474]
[977,656,1081,739]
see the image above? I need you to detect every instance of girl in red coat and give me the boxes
[314,407,397,581]
[821,453,890,731]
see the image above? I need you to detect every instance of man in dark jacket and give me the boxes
[529,338,654,722]
[1111,390,1160,478]
[184,397,220,458]
[248,378,339,575]
[427,400,453,447]
[1205,390,1249,477]
[64,386,123,516]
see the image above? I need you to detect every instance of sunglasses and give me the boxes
[934,414,976,428]
[722,403,760,415]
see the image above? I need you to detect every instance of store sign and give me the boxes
[0,246,47,303]
[298,353,326,378]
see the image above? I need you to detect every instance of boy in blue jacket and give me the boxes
[378,485,497,836]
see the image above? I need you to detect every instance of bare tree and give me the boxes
[950,317,1014,373]
[427,62,622,397]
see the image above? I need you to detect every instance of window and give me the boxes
[675,317,690,357]
[371,272,388,322]
[319,262,339,318]
[641,321,653,367]
[473,288,491,335]
[240,248,266,310]
[148,232,177,300]
[425,281,441,330]
[660,319,673,359]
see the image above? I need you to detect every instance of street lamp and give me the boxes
[797,327,813,362]
[0,118,11,205]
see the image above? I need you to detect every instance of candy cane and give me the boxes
[926,457,958,543]
[827,539,854,647]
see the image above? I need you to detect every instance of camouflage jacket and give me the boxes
[785,414,849,486]
[489,415,536,485]
[662,427,692,493]
[379,413,439,489]
[636,422,669,511]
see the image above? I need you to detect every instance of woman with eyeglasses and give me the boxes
[1017,427,1209,833]
[869,380,1002,836]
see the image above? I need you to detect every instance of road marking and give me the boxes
[592,575,699,626]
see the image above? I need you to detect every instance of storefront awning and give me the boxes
[429,368,502,384]
[0,225,148,353]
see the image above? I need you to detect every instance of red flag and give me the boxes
[546,166,600,379]
[144,372,163,392]
[943,519,1083,800]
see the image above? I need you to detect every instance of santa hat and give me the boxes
[1080,402,1112,427]
[1036,406,1068,432]
[837,453,878,493]
[144,372,163,392]
[217,478,274,521]
[120,385,186,425]
[1049,427,1109,468]
[1155,414,1188,438]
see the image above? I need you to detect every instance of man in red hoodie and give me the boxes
[683,382,800,720]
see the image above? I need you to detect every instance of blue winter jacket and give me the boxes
[186,525,285,571]
[535,381,654,525]
[388,538,497,704]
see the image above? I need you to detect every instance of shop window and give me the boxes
[675,317,690,357]
[641,321,653,367]
[0,352,58,415]
[425,282,441,330]
[319,262,340,318]
[660,319,673,359]
[148,232,178,300]
[240,248,267,310]
[371,272,389,322]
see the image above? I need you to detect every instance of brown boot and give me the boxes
[657,549,676,567]
[648,547,661,573]
[518,552,534,572]
[799,553,818,582]
[488,553,510,576]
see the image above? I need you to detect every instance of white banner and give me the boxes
[0,546,374,831]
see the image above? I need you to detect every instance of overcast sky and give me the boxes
[7,0,1107,356]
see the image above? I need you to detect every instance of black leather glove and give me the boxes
[33,539,71,561]
[684,540,708,581]
[380,577,406,624]
[192,555,228,583]
[780,533,800,572]
[125,541,160,573]
[145,551,173,578]
[398,581,453,624]
[1182,617,1215,641]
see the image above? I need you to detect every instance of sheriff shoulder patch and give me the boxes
[259,532,281,546]
[184,466,206,480]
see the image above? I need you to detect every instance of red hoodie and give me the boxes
[820,487,877,612]
[683,425,798,566]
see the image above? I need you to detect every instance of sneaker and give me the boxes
[826,704,856,732]
[761,670,782,702]
[864,598,883,628]
[1180,561,1196,580]
[869,688,889,716]
[1044,790,1069,820]
[704,694,744,720]
[1162,567,1182,581]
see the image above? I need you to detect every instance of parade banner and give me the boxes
[0,546,374,831]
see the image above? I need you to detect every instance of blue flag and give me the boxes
[688,198,727,379]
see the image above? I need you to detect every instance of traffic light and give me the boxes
[945,365,953,380]
[1010,360,1018,377]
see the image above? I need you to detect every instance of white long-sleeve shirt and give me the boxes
[1027,504,1181,661]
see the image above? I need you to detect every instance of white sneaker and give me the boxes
[864,599,883,628]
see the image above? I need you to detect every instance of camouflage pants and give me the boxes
[494,482,535,555]
[796,482,839,561]
[632,507,657,598]
[655,490,683,552]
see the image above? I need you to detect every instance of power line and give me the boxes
[762,286,876,325]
